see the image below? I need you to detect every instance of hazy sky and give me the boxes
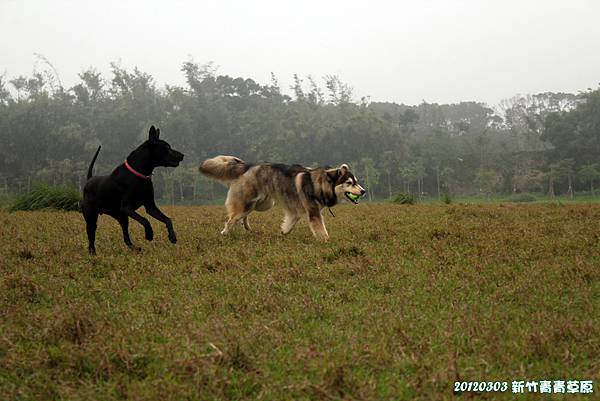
[1,0,599,106]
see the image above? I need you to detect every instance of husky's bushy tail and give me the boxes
[199,155,250,181]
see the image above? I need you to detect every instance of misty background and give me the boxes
[1,0,599,203]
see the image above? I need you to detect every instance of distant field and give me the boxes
[418,193,600,204]
[1,204,599,400]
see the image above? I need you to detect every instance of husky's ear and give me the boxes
[149,126,159,142]
[334,164,350,184]
[326,168,340,182]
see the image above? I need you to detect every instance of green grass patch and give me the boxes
[392,192,416,204]
[505,192,537,203]
[9,184,81,212]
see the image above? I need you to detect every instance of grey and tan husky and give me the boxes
[199,156,365,241]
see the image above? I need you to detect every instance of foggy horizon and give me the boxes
[2,0,599,107]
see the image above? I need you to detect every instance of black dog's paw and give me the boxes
[145,229,154,241]
[169,232,177,244]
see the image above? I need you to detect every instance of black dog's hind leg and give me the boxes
[116,214,140,251]
[121,207,154,241]
[145,202,177,243]
[83,208,99,255]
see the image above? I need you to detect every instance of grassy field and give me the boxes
[1,203,599,400]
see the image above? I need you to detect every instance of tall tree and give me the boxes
[579,164,600,195]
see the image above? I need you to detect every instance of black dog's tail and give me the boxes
[87,146,101,180]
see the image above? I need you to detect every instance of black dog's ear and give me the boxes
[149,126,159,142]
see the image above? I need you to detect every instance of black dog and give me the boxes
[82,126,184,254]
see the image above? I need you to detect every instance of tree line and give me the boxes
[0,59,598,203]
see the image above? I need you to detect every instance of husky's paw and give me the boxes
[145,228,154,241]
[314,234,329,242]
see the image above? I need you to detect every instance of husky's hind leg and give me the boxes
[238,197,273,232]
[221,205,248,235]
[222,213,246,235]
[242,216,251,231]
[221,185,254,235]
[222,187,243,235]
[281,211,300,235]
[255,197,274,211]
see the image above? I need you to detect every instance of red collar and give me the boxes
[124,159,152,180]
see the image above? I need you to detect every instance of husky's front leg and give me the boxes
[308,210,329,241]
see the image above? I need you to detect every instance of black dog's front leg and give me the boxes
[145,203,177,244]
[116,213,143,251]
[121,207,154,241]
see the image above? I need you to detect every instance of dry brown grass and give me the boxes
[1,203,599,400]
